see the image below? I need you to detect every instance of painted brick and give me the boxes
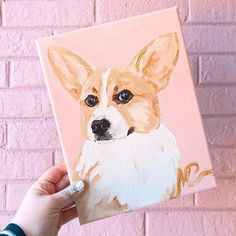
[199,56,236,84]
[6,183,31,211]
[196,86,236,115]
[183,25,236,53]
[0,123,7,148]
[0,150,53,180]
[0,90,52,118]
[189,56,198,84]
[10,60,45,88]
[0,185,6,210]
[96,0,188,23]
[62,212,144,236]
[2,0,94,27]
[0,154,7,180]
[0,62,7,87]
[53,27,80,35]
[144,194,194,211]
[0,30,51,57]
[146,211,236,236]
[195,178,236,208]
[189,0,236,22]
[210,147,236,177]
[0,215,13,230]
[8,120,60,149]
[54,150,64,164]
[58,224,69,235]
[0,0,1,26]
[203,116,236,146]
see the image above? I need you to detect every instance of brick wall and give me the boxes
[0,0,235,235]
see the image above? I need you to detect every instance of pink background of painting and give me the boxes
[36,7,215,196]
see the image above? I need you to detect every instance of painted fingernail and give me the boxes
[73,180,85,192]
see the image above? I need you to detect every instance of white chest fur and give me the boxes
[76,123,180,210]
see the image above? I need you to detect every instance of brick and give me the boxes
[0,150,53,180]
[199,56,236,84]
[0,153,7,180]
[189,0,236,23]
[0,90,52,118]
[189,56,198,84]
[64,212,144,236]
[183,25,236,53]
[2,0,94,27]
[10,60,45,88]
[143,194,194,211]
[0,30,51,57]
[0,124,7,148]
[146,211,236,236]
[6,183,31,211]
[210,147,236,177]
[203,116,236,146]
[0,62,7,87]
[54,150,64,164]
[195,178,236,209]
[8,120,60,149]
[53,27,80,36]
[196,86,236,115]
[0,215,13,230]
[96,0,188,24]
[58,224,69,236]
[0,185,6,210]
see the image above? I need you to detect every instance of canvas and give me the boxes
[36,7,216,224]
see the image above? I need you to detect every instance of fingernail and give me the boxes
[65,180,85,196]
[73,180,84,192]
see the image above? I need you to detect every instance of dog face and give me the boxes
[48,33,179,142]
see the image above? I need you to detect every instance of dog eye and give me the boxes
[116,89,133,104]
[85,95,99,107]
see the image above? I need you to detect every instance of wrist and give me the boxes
[0,223,26,236]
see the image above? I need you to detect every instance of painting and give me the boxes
[36,7,216,224]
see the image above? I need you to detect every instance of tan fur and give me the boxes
[48,33,179,138]
[48,33,182,216]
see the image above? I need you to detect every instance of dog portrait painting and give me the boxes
[36,8,216,224]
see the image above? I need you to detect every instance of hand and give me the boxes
[12,163,84,236]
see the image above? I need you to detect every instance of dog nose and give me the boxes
[91,119,110,136]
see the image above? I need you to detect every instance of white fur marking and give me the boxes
[76,123,180,223]
[100,67,111,107]
[87,67,130,141]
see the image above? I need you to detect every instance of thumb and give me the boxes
[53,180,85,209]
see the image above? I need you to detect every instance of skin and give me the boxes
[12,164,84,236]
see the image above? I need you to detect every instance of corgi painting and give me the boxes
[36,7,216,224]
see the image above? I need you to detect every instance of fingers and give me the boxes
[53,181,85,209]
[55,174,70,192]
[62,206,78,225]
[38,163,67,185]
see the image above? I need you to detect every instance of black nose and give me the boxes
[91,119,110,136]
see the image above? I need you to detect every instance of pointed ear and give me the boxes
[129,33,179,91]
[48,46,93,100]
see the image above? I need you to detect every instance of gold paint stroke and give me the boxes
[175,162,214,197]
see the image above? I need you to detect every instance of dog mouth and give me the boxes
[95,133,112,142]
[127,127,135,136]
[94,127,135,143]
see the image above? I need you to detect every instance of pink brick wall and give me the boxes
[0,0,235,235]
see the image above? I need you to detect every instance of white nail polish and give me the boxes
[73,181,85,192]
[65,181,85,196]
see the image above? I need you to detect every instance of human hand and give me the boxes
[12,163,84,236]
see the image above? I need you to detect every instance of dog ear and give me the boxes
[129,33,179,91]
[48,47,93,100]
